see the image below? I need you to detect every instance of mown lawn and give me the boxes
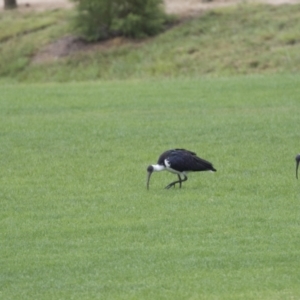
[1,75,300,299]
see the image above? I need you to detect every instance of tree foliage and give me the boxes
[71,0,168,41]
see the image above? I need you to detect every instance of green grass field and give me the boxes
[1,75,300,299]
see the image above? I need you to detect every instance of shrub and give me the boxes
[71,0,168,41]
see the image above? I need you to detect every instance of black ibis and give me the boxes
[296,154,300,179]
[146,148,216,189]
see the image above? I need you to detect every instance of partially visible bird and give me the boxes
[146,148,216,189]
[296,154,300,179]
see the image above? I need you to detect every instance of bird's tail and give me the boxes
[193,156,217,172]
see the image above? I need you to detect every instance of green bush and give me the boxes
[71,0,168,41]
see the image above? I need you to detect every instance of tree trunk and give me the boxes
[4,0,17,9]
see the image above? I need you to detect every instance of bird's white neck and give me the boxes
[151,164,165,172]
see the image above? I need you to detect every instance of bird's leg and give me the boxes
[165,175,187,189]
[172,175,182,188]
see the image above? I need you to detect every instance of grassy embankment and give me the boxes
[0,3,300,82]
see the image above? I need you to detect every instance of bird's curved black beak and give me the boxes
[147,165,154,190]
[296,154,300,179]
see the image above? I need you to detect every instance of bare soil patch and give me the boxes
[31,36,132,64]
[2,0,73,11]
[164,0,300,17]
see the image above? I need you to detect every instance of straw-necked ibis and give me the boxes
[146,148,216,189]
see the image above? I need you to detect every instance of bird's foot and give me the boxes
[165,182,181,189]
[165,183,175,189]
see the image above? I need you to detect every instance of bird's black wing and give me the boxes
[157,150,173,165]
[167,150,215,172]
[174,148,197,156]
[157,149,196,165]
